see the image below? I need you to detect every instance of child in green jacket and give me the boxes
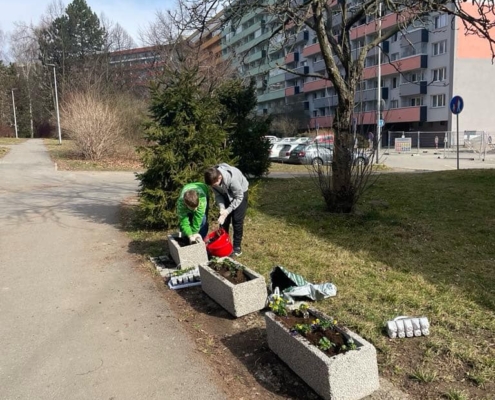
[176,182,209,243]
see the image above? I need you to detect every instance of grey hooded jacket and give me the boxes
[212,163,249,214]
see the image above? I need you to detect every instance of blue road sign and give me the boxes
[450,95,464,115]
[379,119,385,127]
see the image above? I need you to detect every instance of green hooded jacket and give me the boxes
[177,182,209,236]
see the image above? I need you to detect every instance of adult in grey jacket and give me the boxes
[204,163,249,256]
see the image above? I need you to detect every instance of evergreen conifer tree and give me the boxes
[217,79,272,177]
[137,67,232,228]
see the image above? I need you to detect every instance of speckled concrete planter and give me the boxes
[198,258,267,317]
[167,233,208,269]
[265,309,379,400]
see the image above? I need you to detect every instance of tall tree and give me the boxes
[38,0,105,80]
[176,0,495,212]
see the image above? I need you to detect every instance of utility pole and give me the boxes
[46,64,62,144]
[375,2,382,164]
[11,88,18,139]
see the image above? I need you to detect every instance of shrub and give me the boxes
[60,90,122,160]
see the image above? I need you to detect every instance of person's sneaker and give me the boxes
[233,247,242,257]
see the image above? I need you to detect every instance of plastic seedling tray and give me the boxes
[167,269,201,290]
[168,280,202,290]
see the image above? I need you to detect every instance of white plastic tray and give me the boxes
[167,280,202,290]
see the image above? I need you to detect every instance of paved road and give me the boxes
[0,140,225,400]
[379,149,495,171]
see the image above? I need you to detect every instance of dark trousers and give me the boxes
[222,191,248,249]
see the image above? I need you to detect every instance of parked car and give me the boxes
[264,135,279,144]
[288,144,370,167]
[270,141,302,162]
[311,133,334,146]
[288,144,333,166]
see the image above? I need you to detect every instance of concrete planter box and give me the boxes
[265,309,380,400]
[198,258,267,317]
[167,233,208,269]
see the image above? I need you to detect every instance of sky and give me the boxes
[0,0,177,49]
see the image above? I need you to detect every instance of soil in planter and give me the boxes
[208,259,250,285]
[175,236,193,247]
[275,313,351,358]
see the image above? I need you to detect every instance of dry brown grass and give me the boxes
[43,139,142,171]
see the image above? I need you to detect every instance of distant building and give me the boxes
[218,2,495,139]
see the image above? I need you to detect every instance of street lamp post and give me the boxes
[376,2,382,164]
[11,88,18,139]
[46,64,62,144]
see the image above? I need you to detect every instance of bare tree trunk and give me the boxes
[330,88,356,213]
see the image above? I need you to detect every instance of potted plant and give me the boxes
[198,257,267,318]
[265,298,380,400]
[167,233,208,269]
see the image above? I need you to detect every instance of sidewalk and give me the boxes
[0,140,226,400]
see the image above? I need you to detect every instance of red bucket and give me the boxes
[205,228,233,257]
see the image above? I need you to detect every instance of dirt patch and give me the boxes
[274,312,354,357]
[158,278,320,399]
[208,258,249,284]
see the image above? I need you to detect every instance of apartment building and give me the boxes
[220,2,495,136]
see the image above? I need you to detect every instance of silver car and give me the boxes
[288,144,370,167]
[288,144,333,166]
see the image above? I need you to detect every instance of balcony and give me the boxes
[400,29,429,47]
[285,65,309,81]
[313,59,326,73]
[285,52,299,64]
[267,72,285,85]
[285,86,302,96]
[356,105,427,124]
[362,54,428,80]
[287,30,310,46]
[313,96,338,109]
[304,79,332,93]
[350,11,414,40]
[201,34,221,50]
[286,92,305,104]
[399,80,427,96]
[257,88,286,103]
[367,40,389,57]
[245,49,266,63]
[303,43,321,57]
[355,87,388,102]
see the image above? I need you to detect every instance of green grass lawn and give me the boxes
[123,170,495,399]
[248,171,495,399]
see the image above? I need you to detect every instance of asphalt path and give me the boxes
[0,140,225,400]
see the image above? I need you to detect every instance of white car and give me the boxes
[269,141,301,162]
[264,135,279,144]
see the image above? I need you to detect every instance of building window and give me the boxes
[402,71,424,84]
[390,100,399,108]
[432,67,447,82]
[434,14,448,29]
[391,52,399,61]
[392,77,398,88]
[410,97,424,106]
[390,32,398,43]
[432,40,447,56]
[432,94,446,108]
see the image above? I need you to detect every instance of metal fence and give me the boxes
[380,130,495,158]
